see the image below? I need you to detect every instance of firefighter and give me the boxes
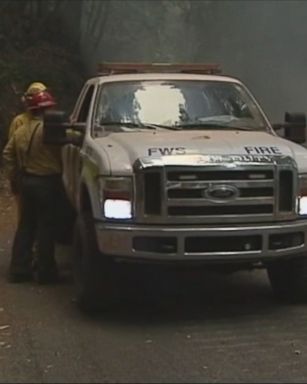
[3,88,63,283]
[8,82,48,221]
[8,82,47,138]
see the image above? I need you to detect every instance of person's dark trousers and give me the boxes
[9,174,61,281]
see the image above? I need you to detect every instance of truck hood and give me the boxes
[95,130,307,174]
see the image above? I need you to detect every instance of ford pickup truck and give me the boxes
[44,63,307,311]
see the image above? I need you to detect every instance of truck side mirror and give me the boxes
[43,110,68,145]
[43,110,84,146]
[272,112,306,144]
[284,112,306,144]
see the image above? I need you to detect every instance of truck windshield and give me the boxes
[94,80,270,133]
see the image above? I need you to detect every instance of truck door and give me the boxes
[62,84,95,209]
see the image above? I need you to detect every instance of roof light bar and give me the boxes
[97,62,222,76]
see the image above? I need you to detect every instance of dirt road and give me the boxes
[1,175,307,383]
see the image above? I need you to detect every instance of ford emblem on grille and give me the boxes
[204,184,239,202]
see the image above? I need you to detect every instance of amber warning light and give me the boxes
[97,62,222,76]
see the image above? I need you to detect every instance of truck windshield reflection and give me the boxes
[95,80,269,132]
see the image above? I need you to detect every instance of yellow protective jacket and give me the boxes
[3,116,62,178]
[8,111,32,140]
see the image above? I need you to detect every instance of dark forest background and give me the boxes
[1,0,307,147]
[0,0,86,147]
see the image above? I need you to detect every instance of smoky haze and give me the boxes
[64,0,307,123]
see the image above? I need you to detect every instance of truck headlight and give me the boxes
[99,177,132,219]
[298,174,307,215]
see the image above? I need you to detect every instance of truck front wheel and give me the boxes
[267,256,307,302]
[73,212,118,313]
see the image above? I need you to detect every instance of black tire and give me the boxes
[267,256,307,303]
[73,212,118,313]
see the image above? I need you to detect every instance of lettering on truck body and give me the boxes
[244,146,282,155]
[148,147,186,156]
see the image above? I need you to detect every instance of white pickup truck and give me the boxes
[45,63,307,312]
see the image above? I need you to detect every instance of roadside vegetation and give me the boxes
[0,1,85,150]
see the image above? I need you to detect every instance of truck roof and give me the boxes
[87,72,242,85]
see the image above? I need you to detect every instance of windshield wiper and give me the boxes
[100,121,184,131]
[100,121,157,130]
[178,123,252,131]
[144,123,182,130]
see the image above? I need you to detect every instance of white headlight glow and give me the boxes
[299,196,307,215]
[299,175,307,216]
[104,199,132,219]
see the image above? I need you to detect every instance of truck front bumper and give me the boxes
[95,220,307,262]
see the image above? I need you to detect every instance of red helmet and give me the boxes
[25,90,56,110]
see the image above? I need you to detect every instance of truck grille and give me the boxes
[135,156,297,224]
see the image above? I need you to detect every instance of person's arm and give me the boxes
[2,135,18,193]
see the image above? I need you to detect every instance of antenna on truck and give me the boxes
[97,62,222,76]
